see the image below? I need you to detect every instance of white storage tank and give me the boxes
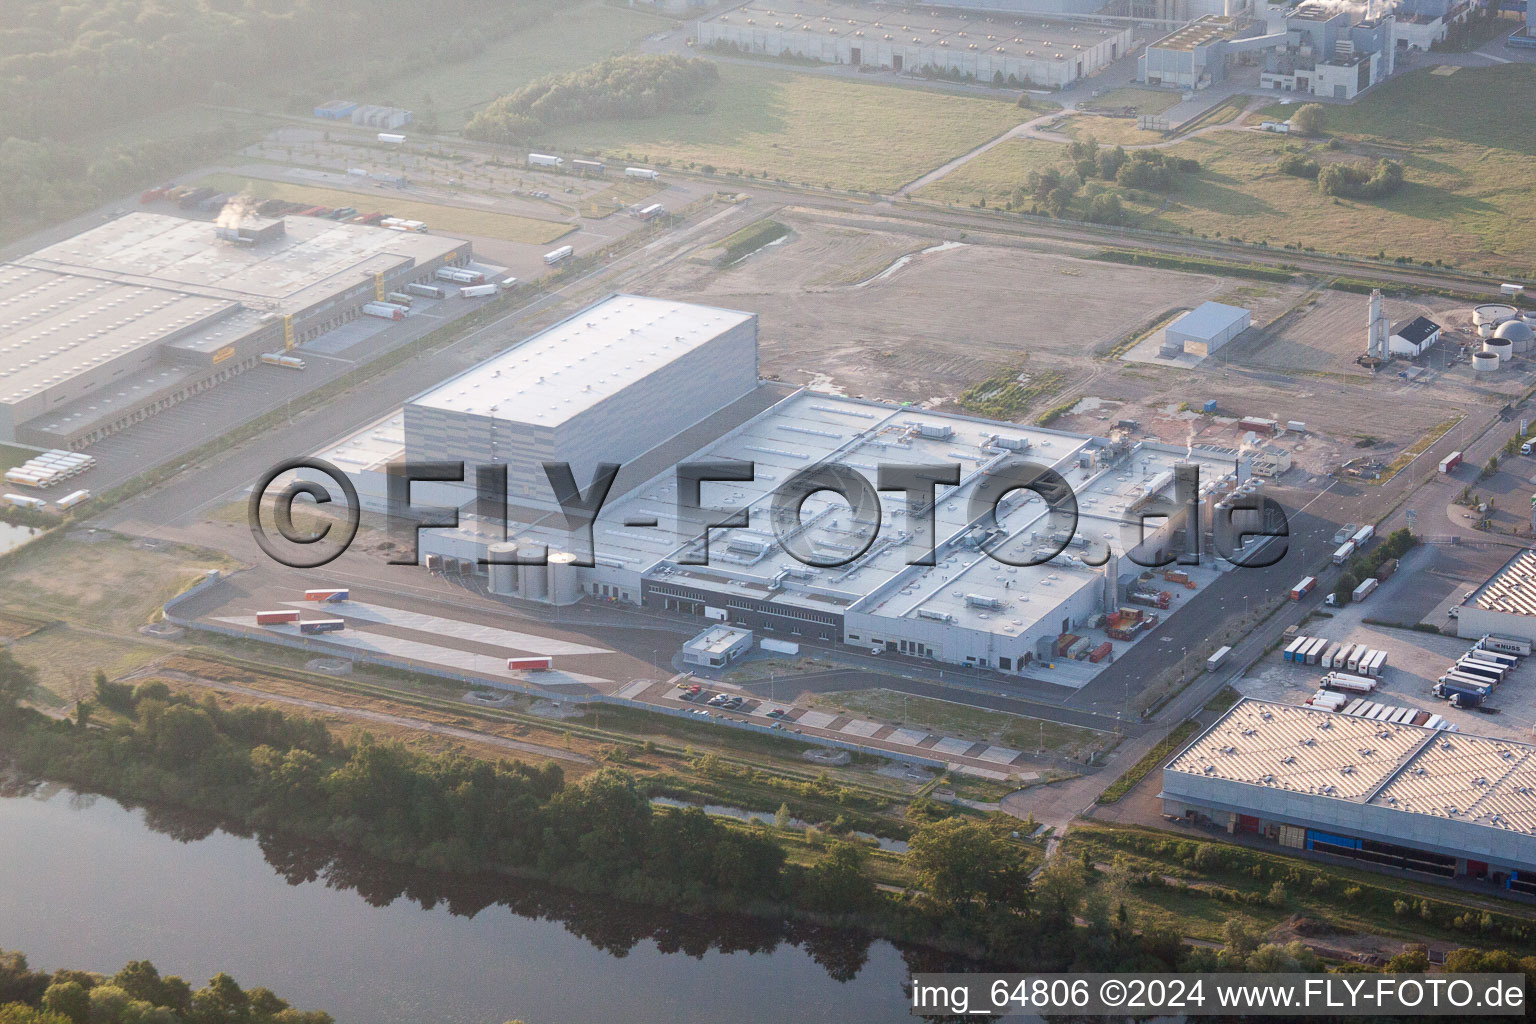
[1484,337,1513,365]
[547,551,581,605]
[1494,318,1533,355]
[1474,303,1519,331]
[519,545,549,602]
[487,542,519,596]
[1472,350,1500,374]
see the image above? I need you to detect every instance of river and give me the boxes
[0,785,940,1023]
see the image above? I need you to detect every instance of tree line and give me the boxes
[0,949,329,1024]
[464,56,720,145]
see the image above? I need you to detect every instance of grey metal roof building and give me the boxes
[1,212,470,447]
[1166,301,1251,357]
[1163,698,1536,889]
[695,0,1133,88]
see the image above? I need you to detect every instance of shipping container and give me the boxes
[1438,451,1463,473]
[1454,659,1504,683]
[636,203,665,222]
[459,283,498,298]
[303,589,349,603]
[1088,641,1113,663]
[1351,578,1378,602]
[1364,650,1387,677]
[385,292,413,307]
[507,656,552,672]
[572,159,606,175]
[255,610,301,626]
[1346,647,1366,673]
[624,167,659,180]
[1332,541,1355,565]
[1207,646,1232,672]
[1305,637,1329,665]
[1350,524,1375,548]
[1289,576,1316,600]
[1284,636,1309,662]
[527,153,563,168]
[435,267,484,284]
[299,618,346,634]
[405,282,447,299]
[543,245,574,266]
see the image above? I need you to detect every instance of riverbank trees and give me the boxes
[0,950,330,1024]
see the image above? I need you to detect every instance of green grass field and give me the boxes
[382,7,672,130]
[919,65,1536,274]
[1080,87,1182,116]
[541,65,1026,193]
[198,174,572,243]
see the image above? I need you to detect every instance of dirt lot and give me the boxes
[640,211,1242,411]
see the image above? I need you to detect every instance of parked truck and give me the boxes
[1332,541,1356,565]
[303,588,349,603]
[260,352,306,369]
[363,301,405,321]
[1351,578,1378,602]
[527,153,564,169]
[1322,672,1376,695]
[459,283,498,298]
[1477,634,1531,656]
[377,133,405,144]
[55,489,90,510]
[1207,646,1232,672]
[1290,576,1316,601]
[1438,451,1463,474]
[1350,524,1375,548]
[4,494,46,511]
[405,282,447,299]
[625,167,660,180]
[298,618,346,635]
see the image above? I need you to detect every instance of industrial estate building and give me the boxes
[314,293,1274,680]
[1163,698,1536,888]
[1455,548,1536,644]
[695,0,1134,88]
[1162,301,1251,358]
[0,212,470,447]
[1388,315,1442,358]
[1141,4,1396,98]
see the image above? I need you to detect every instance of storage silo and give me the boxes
[519,543,549,602]
[1484,337,1513,366]
[487,542,519,596]
[547,551,581,605]
[1494,318,1533,355]
[1472,350,1500,374]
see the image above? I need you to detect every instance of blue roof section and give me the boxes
[1171,301,1250,340]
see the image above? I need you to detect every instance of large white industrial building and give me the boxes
[1455,548,1536,645]
[316,294,1275,681]
[1163,698,1536,890]
[0,212,470,448]
[696,0,1134,88]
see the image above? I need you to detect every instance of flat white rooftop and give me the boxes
[1169,698,1536,839]
[409,294,754,425]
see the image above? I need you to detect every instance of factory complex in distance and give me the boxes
[314,294,1276,683]
[0,212,470,448]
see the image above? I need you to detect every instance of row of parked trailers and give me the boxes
[1331,524,1376,565]
[4,450,97,489]
[1315,694,1455,731]
[1433,636,1525,706]
[524,153,659,180]
[1283,636,1388,676]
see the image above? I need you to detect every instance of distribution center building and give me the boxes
[0,211,470,448]
[1455,548,1536,644]
[313,293,1270,685]
[695,0,1133,88]
[1163,698,1536,889]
